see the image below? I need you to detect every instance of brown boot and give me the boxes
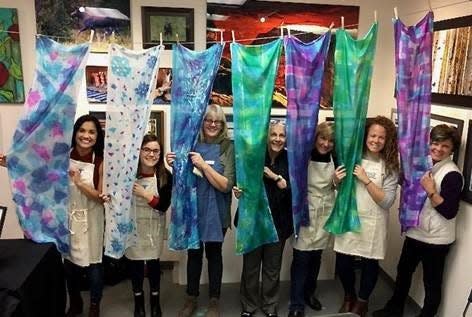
[88,302,100,317]
[178,296,198,317]
[205,298,220,317]
[339,295,357,313]
[351,300,368,317]
[66,293,83,317]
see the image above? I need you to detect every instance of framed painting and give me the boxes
[462,121,472,203]
[86,66,108,103]
[431,15,472,108]
[89,111,106,130]
[142,7,194,49]
[0,206,6,237]
[147,111,165,148]
[390,109,464,163]
[152,68,172,104]
[0,8,24,103]
[35,1,131,53]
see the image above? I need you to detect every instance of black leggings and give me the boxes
[336,252,379,301]
[129,259,161,293]
[187,241,223,298]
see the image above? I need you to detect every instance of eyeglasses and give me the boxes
[270,119,286,125]
[204,118,223,127]
[141,147,160,155]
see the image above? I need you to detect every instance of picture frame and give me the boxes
[390,109,464,164]
[462,120,472,203]
[152,68,172,104]
[0,206,6,237]
[86,66,108,103]
[142,7,194,49]
[431,15,472,108]
[89,111,106,130]
[147,111,165,149]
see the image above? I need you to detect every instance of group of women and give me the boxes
[0,103,463,317]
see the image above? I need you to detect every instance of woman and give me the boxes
[126,134,172,317]
[166,104,235,317]
[335,116,399,317]
[373,124,463,317]
[236,120,293,317]
[288,122,345,317]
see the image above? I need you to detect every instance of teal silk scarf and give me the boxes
[324,23,378,234]
[231,39,282,255]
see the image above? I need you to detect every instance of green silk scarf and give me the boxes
[231,39,282,254]
[324,23,378,234]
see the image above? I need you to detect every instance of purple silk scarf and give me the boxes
[394,13,433,231]
[284,32,331,236]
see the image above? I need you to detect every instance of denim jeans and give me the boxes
[64,259,104,304]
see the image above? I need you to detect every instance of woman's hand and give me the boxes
[165,152,176,167]
[353,164,371,185]
[189,152,209,171]
[333,165,346,185]
[0,153,7,167]
[69,168,82,185]
[420,171,436,196]
[232,186,243,199]
[132,182,154,202]
[263,166,278,181]
[99,193,111,203]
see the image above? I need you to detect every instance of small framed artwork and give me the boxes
[462,121,472,203]
[225,114,234,140]
[147,111,165,148]
[431,15,472,108]
[141,7,194,49]
[89,111,107,130]
[0,206,6,237]
[86,66,108,103]
[152,68,172,104]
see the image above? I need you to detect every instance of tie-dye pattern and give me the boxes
[7,37,89,253]
[231,39,282,255]
[284,32,332,236]
[103,44,162,258]
[394,13,434,231]
[168,43,224,251]
[324,23,378,234]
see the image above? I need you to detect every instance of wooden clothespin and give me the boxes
[89,29,94,43]
[288,27,291,38]
[394,7,399,20]
[159,32,163,46]
[427,0,433,13]
[176,33,179,43]
[374,10,378,23]
[231,30,235,43]
[329,22,335,30]
[341,16,345,29]
[280,26,284,38]
[220,30,224,44]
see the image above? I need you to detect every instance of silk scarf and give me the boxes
[324,23,378,234]
[394,13,434,231]
[104,44,161,258]
[284,32,332,236]
[168,43,224,250]
[231,39,282,255]
[7,37,89,253]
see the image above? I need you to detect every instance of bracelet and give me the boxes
[275,175,283,182]
[365,180,372,186]
[428,192,436,198]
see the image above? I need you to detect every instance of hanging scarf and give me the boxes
[103,45,161,258]
[394,13,434,231]
[168,43,224,250]
[284,32,332,236]
[324,23,378,234]
[7,37,89,253]
[231,39,282,255]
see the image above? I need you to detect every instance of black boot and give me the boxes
[134,293,145,317]
[150,291,162,317]
[66,292,83,317]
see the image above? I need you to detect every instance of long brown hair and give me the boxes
[139,134,168,187]
[364,116,399,175]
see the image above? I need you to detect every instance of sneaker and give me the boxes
[178,296,198,317]
[205,297,220,317]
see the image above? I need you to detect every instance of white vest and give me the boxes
[406,158,462,245]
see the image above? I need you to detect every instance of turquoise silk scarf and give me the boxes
[231,39,282,255]
[168,43,224,250]
[7,37,89,253]
[104,45,162,258]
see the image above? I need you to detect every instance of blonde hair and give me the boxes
[200,104,228,142]
[315,121,334,142]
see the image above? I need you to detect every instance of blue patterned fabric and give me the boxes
[103,44,162,258]
[7,37,89,253]
[284,32,332,236]
[168,43,224,250]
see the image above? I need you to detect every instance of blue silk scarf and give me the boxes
[103,44,162,258]
[231,39,282,255]
[284,32,332,236]
[7,37,89,253]
[168,43,224,251]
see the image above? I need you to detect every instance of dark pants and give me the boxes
[186,240,224,298]
[387,237,450,317]
[240,240,286,314]
[64,259,104,304]
[336,252,379,301]
[129,259,161,293]
[289,249,322,312]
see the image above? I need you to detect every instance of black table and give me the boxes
[0,239,66,317]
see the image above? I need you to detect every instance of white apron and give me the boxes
[334,158,388,260]
[67,158,104,267]
[294,160,335,251]
[125,176,166,260]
